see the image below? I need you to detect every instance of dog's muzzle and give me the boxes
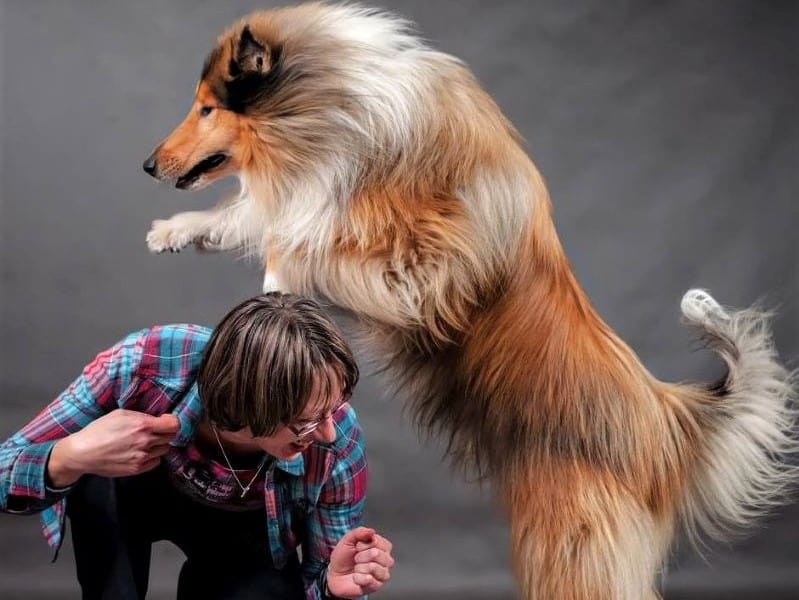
[142,152,228,188]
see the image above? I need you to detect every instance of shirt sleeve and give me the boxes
[302,411,369,600]
[0,329,148,514]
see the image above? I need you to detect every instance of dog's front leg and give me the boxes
[146,197,259,254]
[146,210,219,254]
[262,250,282,292]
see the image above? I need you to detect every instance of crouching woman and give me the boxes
[0,293,394,600]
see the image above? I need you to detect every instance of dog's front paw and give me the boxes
[146,219,196,254]
[194,228,226,252]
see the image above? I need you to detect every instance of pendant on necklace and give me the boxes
[240,486,250,498]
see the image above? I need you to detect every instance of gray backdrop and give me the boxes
[1,1,797,598]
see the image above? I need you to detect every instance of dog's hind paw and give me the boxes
[146,219,196,254]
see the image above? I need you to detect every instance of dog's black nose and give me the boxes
[142,153,157,176]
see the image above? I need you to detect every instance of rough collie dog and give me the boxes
[142,4,797,598]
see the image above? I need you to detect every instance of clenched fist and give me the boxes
[47,409,179,487]
[327,527,394,598]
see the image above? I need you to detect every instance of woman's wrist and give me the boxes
[46,437,84,488]
[320,567,346,600]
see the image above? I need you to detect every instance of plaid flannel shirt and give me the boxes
[0,325,368,600]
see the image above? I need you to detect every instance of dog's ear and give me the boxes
[231,26,270,76]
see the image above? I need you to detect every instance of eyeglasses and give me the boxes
[287,392,351,441]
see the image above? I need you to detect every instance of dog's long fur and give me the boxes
[143,4,798,598]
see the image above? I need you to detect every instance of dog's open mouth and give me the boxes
[176,153,229,189]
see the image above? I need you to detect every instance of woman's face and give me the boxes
[217,375,343,460]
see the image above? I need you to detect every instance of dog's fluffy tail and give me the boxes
[676,289,798,544]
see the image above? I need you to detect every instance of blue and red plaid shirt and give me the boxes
[0,325,368,600]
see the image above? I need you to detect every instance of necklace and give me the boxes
[211,425,269,498]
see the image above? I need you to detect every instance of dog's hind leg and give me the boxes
[505,462,670,600]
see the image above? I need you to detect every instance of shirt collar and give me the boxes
[275,454,305,475]
[172,381,202,447]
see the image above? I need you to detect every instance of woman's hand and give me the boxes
[47,409,179,487]
[327,527,394,598]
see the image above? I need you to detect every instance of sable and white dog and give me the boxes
[142,4,797,598]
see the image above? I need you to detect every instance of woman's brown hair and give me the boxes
[197,292,359,436]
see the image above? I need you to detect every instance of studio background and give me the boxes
[1,1,797,598]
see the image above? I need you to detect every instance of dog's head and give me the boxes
[142,22,279,190]
[142,4,429,193]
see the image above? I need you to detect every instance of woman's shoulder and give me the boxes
[134,324,213,377]
[325,403,366,462]
[332,403,363,441]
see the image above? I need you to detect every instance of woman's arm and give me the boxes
[0,328,173,513]
[300,407,394,600]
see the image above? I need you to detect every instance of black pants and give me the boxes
[66,466,304,600]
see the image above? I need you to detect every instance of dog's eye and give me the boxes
[199,106,214,117]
